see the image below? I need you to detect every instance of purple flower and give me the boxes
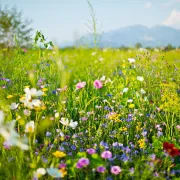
[150,154,156,161]
[86,148,96,154]
[129,167,134,174]
[112,142,119,147]
[76,162,83,169]
[142,130,147,137]
[101,151,112,159]
[96,166,106,173]
[110,166,121,175]
[3,141,11,150]
[157,131,163,137]
[58,163,66,169]
[76,158,90,168]
[46,131,52,137]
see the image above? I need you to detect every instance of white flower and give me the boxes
[0,111,29,150]
[103,99,107,103]
[56,129,65,137]
[20,87,43,109]
[105,78,112,84]
[137,76,144,81]
[60,118,78,129]
[0,111,4,125]
[144,97,148,101]
[99,57,104,61]
[32,99,41,107]
[10,103,19,110]
[122,88,128,93]
[136,92,140,98]
[128,58,135,63]
[37,168,46,175]
[60,118,69,126]
[25,121,35,133]
[140,88,146,94]
[92,52,97,56]
[100,76,106,81]
[127,99,133,103]
[30,88,44,97]
[55,112,59,118]
[69,120,78,129]
[24,87,43,97]
[34,168,46,178]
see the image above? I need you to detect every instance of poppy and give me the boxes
[163,142,180,157]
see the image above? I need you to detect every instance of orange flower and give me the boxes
[59,168,67,177]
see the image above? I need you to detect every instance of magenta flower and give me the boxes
[101,150,112,159]
[96,166,106,173]
[76,158,90,168]
[94,80,103,89]
[76,82,86,89]
[86,148,96,154]
[76,162,82,169]
[58,163,66,169]
[110,166,121,175]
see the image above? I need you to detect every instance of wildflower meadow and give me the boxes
[0,33,180,180]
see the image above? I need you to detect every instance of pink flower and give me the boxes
[94,80,103,89]
[110,166,122,175]
[76,82,86,89]
[176,125,180,130]
[101,150,112,159]
[76,158,90,169]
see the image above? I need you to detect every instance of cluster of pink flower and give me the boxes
[76,80,103,89]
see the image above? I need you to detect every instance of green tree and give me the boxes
[0,6,33,48]
[135,42,142,49]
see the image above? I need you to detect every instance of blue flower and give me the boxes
[107,94,112,97]
[46,167,62,178]
[52,90,57,94]
[71,145,76,150]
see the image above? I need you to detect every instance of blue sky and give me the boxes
[1,0,180,45]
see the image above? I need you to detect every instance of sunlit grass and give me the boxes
[0,45,180,179]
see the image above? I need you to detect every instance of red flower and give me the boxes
[163,142,180,157]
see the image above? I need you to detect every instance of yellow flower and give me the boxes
[120,127,127,131]
[7,95,13,99]
[59,168,67,177]
[42,88,48,92]
[138,139,146,149]
[129,104,135,108]
[41,105,47,110]
[53,151,66,158]
[136,126,141,131]
[108,113,121,122]
[34,107,42,111]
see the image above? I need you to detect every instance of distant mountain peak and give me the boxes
[62,25,180,48]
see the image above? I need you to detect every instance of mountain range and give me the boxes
[61,25,180,48]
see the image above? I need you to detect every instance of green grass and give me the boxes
[0,46,180,180]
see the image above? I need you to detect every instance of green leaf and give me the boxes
[76,152,87,158]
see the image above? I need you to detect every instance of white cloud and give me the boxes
[162,10,180,28]
[145,2,152,8]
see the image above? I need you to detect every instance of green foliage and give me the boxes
[0,6,32,48]
[0,38,180,179]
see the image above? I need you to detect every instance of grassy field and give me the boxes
[0,44,180,179]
